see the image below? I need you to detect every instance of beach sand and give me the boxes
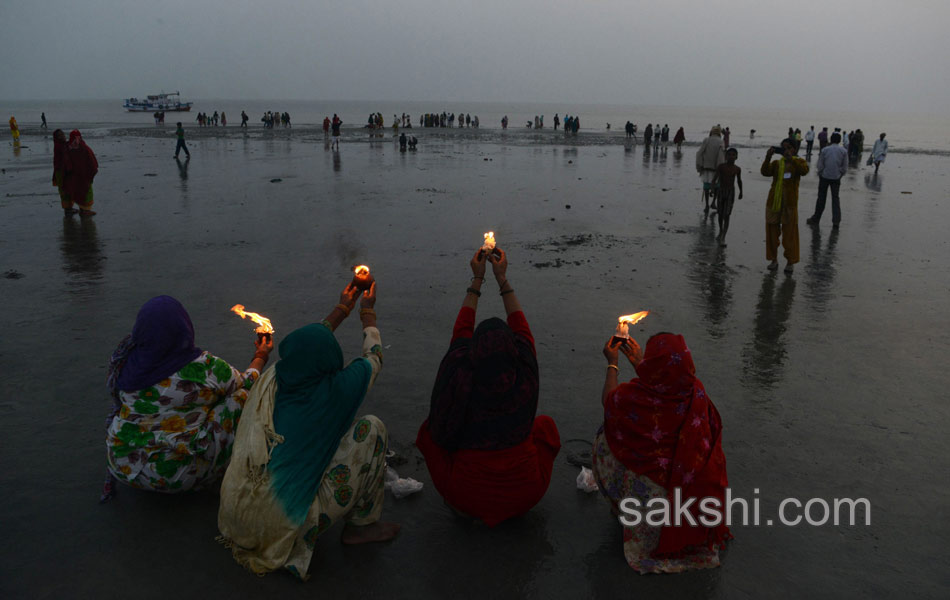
[1,127,948,598]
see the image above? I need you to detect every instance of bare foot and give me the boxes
[341,521,400,545]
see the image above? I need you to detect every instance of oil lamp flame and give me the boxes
[615,311,650,337]
[354,265,370,277]
[482,231,496,252]
[230,304,275,335]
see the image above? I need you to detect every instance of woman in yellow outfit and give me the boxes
[760,139,809,274]
[9,116,19,141]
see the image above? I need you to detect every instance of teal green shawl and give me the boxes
[267,323,373,525]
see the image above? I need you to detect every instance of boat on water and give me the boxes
[123,91,192,112]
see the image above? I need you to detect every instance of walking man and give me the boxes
[870,133,888,174]
[174,122,190,159]
[807,132,847,228]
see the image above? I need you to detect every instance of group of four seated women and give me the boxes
[102,247,731,579]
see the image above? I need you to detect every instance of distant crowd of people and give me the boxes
[417,112,480,128]
[261,111,290,128]
[196,111,226,127]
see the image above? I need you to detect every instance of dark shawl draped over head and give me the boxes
[429,317,538,451]
[109,295,203,393]
[64,129,98,202]
[603,333,731,557]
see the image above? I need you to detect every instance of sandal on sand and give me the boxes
[784,264,794,274]
[79,209,97,217]
[768,261,779,271]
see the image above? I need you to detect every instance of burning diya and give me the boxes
[230,304,275,339]
[481,231,500,256]
[611,311,650,345]
[351,265,374,291]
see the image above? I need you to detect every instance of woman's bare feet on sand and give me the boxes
[341,522,401,545]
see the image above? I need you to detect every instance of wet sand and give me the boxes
[2,128,948,598]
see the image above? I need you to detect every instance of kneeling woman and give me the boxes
[417,249,561,526]
[594,333,731,573]
[218,280,398,580]
[103,296,271,499]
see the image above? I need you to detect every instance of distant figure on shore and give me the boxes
[417,248,561,528]
[594,332,731,573]
[722,127,730,148]
[749,129,756,139]
[331,114,342,150]
[818,127,829,150]
[696,126,726,211]
[553,113,560,130]
[673,126,685,150]
[761,139,808,274]
[625,121,634,139]
[713,148,743,245]
[241,111,249,128]
[399,132,407,152]
[323,116,330,136]
[805,126,815,158]
[849,128,864,163]
[643,123,653,146]
[9,116,19,141]
[51,129,72,214]
[101,295,271,501]
[501,115,508,129]
[807,132,847,228]
[41,112,47,129]
[221,112,227,126]
[466,114,471,128]
[408,135,417,150]
[63,130,98,217]
[653,124,661,146]
[174,121,190,159]
[661,124,670,148]
[793,129,802,152]
[870,133,887,174]
[213,111,219,126]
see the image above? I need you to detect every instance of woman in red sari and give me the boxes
[416,248,560,527]
[63,129,98,216]
[593,332,731,573]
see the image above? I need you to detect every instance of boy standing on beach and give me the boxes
[712,148,743,246]
[174,122,190,159]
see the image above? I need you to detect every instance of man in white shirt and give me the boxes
[807,132,848,227]
[805,126,816,158]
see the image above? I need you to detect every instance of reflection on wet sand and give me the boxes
[333,149,342,172]
[687,212,735,339]
[175,156,189,182]
[863,173,882,228]
[864,172,882,193]
[60,216,104,297]
[803,226,839,314]
[742,272,796,390]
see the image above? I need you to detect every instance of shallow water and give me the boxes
[1,129,948,598]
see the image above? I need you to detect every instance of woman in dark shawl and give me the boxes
[416,248,560,527]
[51,129,73,214]
[63,129,98,216]
[593,332,731,573]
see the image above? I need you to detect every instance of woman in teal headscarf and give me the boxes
[217,279,399,580]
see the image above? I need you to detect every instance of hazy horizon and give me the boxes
[2,0,948,114]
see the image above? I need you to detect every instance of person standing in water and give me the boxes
[807,132,848,228]
[712,148,743,246]
[63,130,98,217]
[241,111,249,128]
[331,114,342,150]
[870,133,887,174]
[761,139,808,274]
[9,116,19,142]
[51,129,72,214]
[696,126,726,211]
[41,112,48,129]
[174,122,190,159]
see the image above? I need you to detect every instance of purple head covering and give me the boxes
[112,295,202,392]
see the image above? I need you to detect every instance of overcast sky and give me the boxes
[2,0,948,113]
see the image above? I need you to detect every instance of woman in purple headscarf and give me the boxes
[101,296,273,501]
